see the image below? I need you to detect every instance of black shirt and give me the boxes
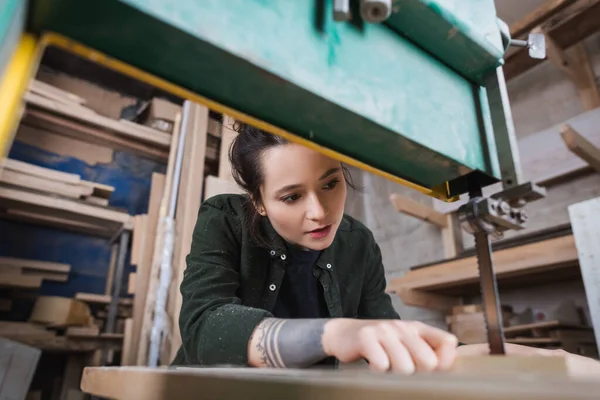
[272,243,329,319]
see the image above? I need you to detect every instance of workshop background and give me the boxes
[1,0,600,399]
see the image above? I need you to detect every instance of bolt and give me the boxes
[498,201,511,215]
[518,210,528,223]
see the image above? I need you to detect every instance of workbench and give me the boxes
[79,363,600,400]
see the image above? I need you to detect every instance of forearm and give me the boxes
[248,318,329,368]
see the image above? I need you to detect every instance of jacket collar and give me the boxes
[259,215,349,270]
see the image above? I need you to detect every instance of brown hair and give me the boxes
[228,122,358,247]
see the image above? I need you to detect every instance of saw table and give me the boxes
[2,0,596,397]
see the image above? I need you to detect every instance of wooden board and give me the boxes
[0,186,133,229]
[29,79,86,105]
[0,208,115,238]
[0,257,70,273]
[2,158,80,184]
[23,109,169,162]
[66,326,100,338]
[1,169,92,199]
[15,125,115,166]
[387,235,578,294]
[0,273,42,289]
[122,318,134,366]
[389,193,447,228]
[0,267,69,283]
[167,103,209,363]
[25,92,172,147]
[218,116,237,181]
[79,360,600,400]
[131,173,165,364]
[75,293,133,306]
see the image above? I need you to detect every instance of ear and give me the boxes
[251,195,267,216]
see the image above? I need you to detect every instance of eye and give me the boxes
[281,193,301,203]
[323,178,340,190]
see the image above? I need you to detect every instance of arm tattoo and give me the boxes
[254,318,327,368]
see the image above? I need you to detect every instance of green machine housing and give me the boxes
[3,0,520,201]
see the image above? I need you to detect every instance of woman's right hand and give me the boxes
[322,318,459,374]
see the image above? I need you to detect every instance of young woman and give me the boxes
[171,123,600,375]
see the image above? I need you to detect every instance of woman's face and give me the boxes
[258,143,347,251]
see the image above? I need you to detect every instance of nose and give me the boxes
[306,194,327,221]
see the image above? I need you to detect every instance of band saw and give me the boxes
[1,0,549,361]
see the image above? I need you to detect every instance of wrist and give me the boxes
[322,318,353,356]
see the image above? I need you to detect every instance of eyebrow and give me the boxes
[275,168,341,196]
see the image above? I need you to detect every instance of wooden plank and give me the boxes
[83,196,110,206]
[75,293,133,306]
[452,304,482,315]
[2,158,80,184]
[203,175,244,200]
[66,326,100,338]
[504,320,590,335]
[504,0,600,80]
[0,257,70,273]
[25,92,172,147]
[29,79,86,105]
[387,235,578,293]
[131,216,141,266]
[0,273,42,289]
[59,354,87,400]
[569,197,600,356]
[23,109,169,162]
[561,124,600,172]
[1,169,92,199]
[0,186,133,226]
[441,213,463,259]
[128,273,136,295]
[122,318,134,366]
[550,329,597,343]
[433,108,600,214]
[389,193,447,228]
[167,103,209,363]
[138,113,182,365]
[79,362,600,400]
[1,208,115,238]
[15,125,114,165]
[510,0,577,38]
[0,338,41,400]
[207,118,221,138]
[131,174,165,365]
[507,338,561,345]
[218,116,237,181]
[0,268,69,283]
[79,181,114,200]
[120,120,176,144]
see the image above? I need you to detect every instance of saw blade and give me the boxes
[474,230,506,355]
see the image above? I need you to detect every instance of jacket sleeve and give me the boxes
[357,231,401,320]
[177,201,272,366]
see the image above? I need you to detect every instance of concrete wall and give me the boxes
[344,3,600,328]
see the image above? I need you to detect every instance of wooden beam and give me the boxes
[0,257,70,273]
[204,175,244,200]
[389,193,447,228]
[504,0,600,81]
[510,0,577,38]
[75,293,133,306]
[2,158,80,184]
[167,103,209,363]
[138,113,182,365]
[0,186,132,229]
[441,213,464,259]
[561,124,600,172]
[131,173,165,365]
[387,235,578,293]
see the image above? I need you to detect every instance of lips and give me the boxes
[307,225,332,239]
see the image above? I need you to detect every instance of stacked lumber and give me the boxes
[0,257,70,289]
[21,79,220,163]
[75,292,131,334]
[0,159,132,236]
[1,158,113,205]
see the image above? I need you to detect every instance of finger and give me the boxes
[358,328,390,372]
[378,326,415,375]
[408,321,458,370]
[399,332,439,373]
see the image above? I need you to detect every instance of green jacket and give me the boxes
[172,193,400,366]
